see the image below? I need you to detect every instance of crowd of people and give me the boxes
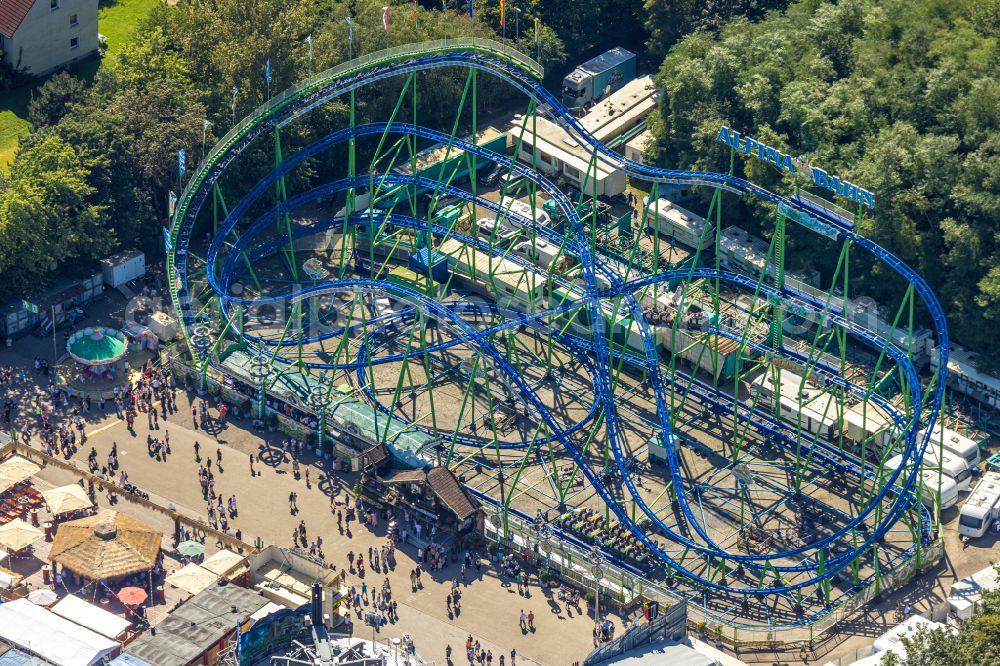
[0,345,617,666]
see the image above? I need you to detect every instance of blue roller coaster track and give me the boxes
[167,39,947,625]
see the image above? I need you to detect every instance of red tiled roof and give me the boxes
[0,0,35,38]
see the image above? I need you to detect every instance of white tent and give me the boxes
[51,593,132,639]
[41,484,94,516]
[165,562,218,595]
[0,455,41,485]
[0,598,118,666]
[200,548,246,577]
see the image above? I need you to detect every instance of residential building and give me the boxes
[0,0,98,76]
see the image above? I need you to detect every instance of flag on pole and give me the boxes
[168,191,177,218]
[163,227,173,251]
[346,16,353,42]
[383,6,389,32]
[412,0,417,24]
[469,0,473,18]
[499,0,505,27]
[535,17,540,50]
[265,59,271,83]
[178,148,186,179]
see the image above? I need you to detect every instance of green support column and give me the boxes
[274,127,298,281]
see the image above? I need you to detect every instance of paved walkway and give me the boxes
[19,383,618,665]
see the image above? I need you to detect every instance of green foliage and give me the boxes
[884,588,1000,664]
[643,0,791,64]
[28,72,88,129]
[648,0,1000,370]
[0,136,114,298]
[533,0,644,61]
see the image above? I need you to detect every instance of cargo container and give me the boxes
[561,48,637,109]
[408,248,450,283]
[100,250,145,288]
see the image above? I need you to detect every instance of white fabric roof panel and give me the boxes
[51,593,132,639]
[0,598,118,666]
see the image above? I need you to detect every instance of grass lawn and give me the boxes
[0,86,31,167]
[98,0,162,65]
[0,0,161,169]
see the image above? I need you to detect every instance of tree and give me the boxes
[0,136,114,298]
[27,72,88,128]
[643,0,792,64]
[647,0,1000,369]
[885,586,1000,664]
[109,78,207,211]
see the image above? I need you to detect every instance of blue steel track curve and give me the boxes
[167,41,946,610]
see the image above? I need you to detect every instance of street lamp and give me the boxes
[248,355,272,419]
[189,324,212,393]
[590,545,604,632]
[540,528,551,572]
[201,119,212,163]
[491,505,502,546]
[306,381,332,451]
[230,86,239,127]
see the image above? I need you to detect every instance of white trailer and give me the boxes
[642,196,712,251]
[750,367,838,439]
[919,422,981,467]
[958,472,1000,538]
[885,455,959,511]
[920,443,973,492]
[843,401,900,454]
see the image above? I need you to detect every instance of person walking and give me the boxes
[249,454,255,476]
[519,609,526,631]
[527,609,534,630]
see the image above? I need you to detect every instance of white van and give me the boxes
[958,472,1000,538]
[918,423,981,468]
[498,196,551,230]
[885,455,959,511]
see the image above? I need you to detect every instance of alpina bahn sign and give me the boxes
[716,126,875,210]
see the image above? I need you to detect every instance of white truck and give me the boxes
[958,471,1000,538]
[561,47,637,110]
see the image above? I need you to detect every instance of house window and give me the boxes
[70,37,78,49]
[69,14,78,26]
[50,0,58,9]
